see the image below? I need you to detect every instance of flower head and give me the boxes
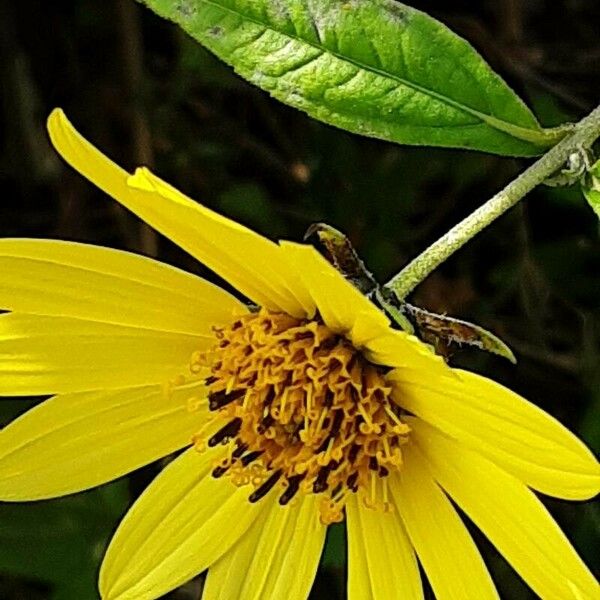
[194,308,411,523]
[0,109,598,600]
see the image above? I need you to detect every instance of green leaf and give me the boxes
[581,158,600,219]
[139,0,566,156]
[0,482,128,599]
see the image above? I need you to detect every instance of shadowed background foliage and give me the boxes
[0,0,598,598]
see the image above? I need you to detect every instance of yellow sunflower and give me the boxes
[0,109,598,600]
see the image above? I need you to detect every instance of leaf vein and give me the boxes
[171,0,557,146]
[279,50,325,77]
[231,26,270,53]
[198,0,487,127]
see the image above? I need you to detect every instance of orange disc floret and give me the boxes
[191,309,410,524]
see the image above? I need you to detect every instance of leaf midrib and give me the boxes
[195,0,554,145]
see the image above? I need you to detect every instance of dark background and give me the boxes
[0,0,598,598]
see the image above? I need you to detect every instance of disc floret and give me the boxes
[191,309,410,524]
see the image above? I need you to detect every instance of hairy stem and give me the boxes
[387,103,600,298]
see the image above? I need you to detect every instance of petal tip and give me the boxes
[127,167,155,192]
[47,106,65,127]
[46,107,70,147]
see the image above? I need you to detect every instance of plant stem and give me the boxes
[386,103,600,299]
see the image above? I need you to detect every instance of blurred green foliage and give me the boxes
[0,483,128,600]
[0,0,598,598]
[582,157,600,218]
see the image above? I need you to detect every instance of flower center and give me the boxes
[191,309,410,524]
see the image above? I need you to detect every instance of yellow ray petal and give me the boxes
[389,368,600,500]
[0,383,205,500]
[279,240,444,366]
[346,494,423,600]
[412,418,599,600]
[389,444,499,600]
[0,313,208,395]
[47,109,313,318]
[99,447,263,600]
[203,495,326,600]
[365,327,450,376]
[0,239,245,333]
[279,241,389,337]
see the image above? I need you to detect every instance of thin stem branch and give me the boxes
[386,103,600,299]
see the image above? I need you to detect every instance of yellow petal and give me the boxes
[389,368,600,500]
[365,327,450,375]
[100,447,262,600]
[203,495,326,600]
[389,444,499,600]
[0,238,245,333]
[279,241,388,336]
[346,494,423,600]
[0,384,205,500]
[412,418,599,600]
[279,241,448,375]
[47,109,313,318]
[0,313,208,395]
